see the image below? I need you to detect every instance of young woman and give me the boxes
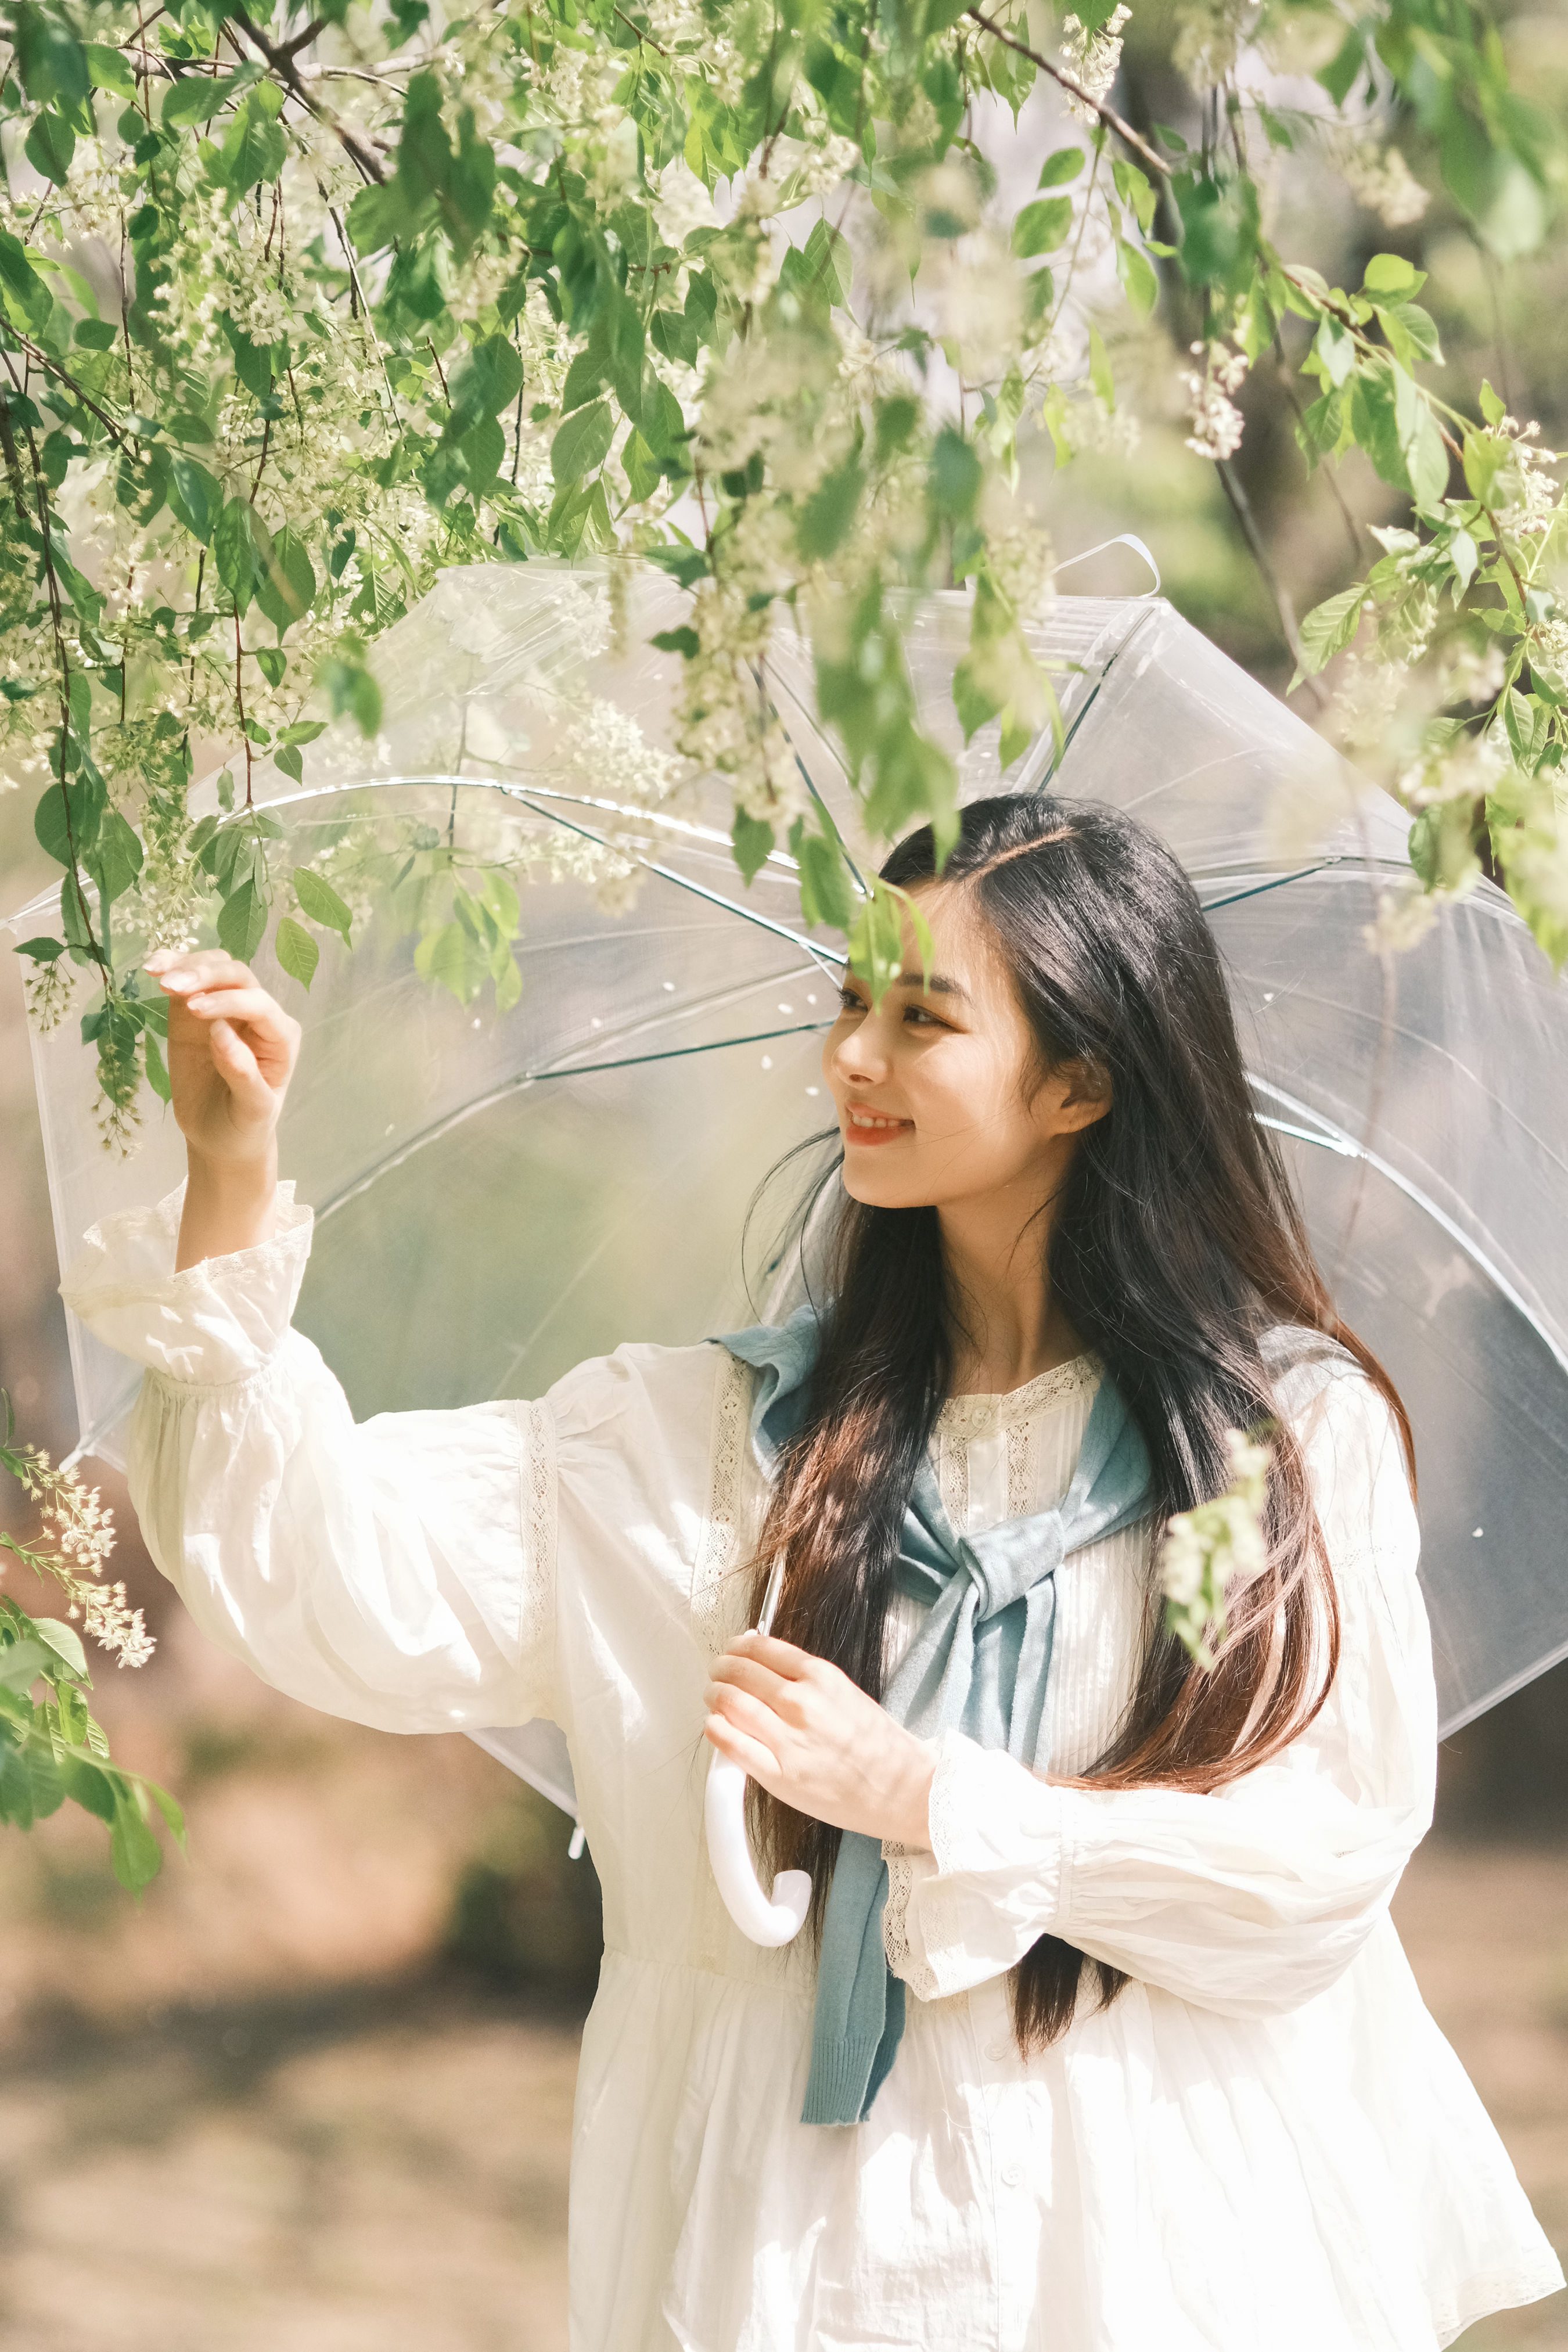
[65,793,1560,2351]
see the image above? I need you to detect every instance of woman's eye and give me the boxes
[904,1005,941,1027]
[836,988,865,1013]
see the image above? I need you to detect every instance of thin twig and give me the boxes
[225,4,387,185]
[1215,458,1329,710]
[964,8,1171,179]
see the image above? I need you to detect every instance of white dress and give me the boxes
[62,1184,1563,2352]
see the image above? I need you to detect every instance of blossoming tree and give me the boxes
[0,0,1563,1143]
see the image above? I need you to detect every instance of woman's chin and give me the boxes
[840,1158,927,1209]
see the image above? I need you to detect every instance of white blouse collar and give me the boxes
[936,1351,1101,1440]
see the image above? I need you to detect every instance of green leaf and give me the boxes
[415,918,487,1004]
[0,1640,52,1693]
[275,914,319,990]
[60,1754,115,1821]
[213,497,272,617]
[74,314,118,350]
[30,1617,88,1678]
[168,453,221,545]
[1362,253,1420,298]
[1462,429,1507,506]
[1479,380,1506,429]
[255,646,287,689]
[1088,323,1114,412]
[1317,24,1365,107]
[162,69,248,130]
[87,807,145,908]
[619,428,660,503]
[217,85,287,195]
[86,44,136,100]
[1448,528,1479,600]
[731,808,775,883]
[35,771,106,868]
[928,426,983,520]
[144,1027,171,1102]
[1038,148,1085,189]
[1311,315,1356,390]
[448,334,524,425]
[293,868,353,943]
[552,399,615,487]
[1115,238,1159,316]
[1296,585,1366,678]
[1011,196,1073,258]
[796,828,857,932]
[24,109,77,185]
[802,216,851,306]
[217,879,267,960]
[0,228,52,335]
[796,454,865,562]
[10,5,89,106]
[13,935,65,962]
[110,1796,164,1892]
[319,652,382,737]
[255,524,317,638]
[1111,157,1157,232]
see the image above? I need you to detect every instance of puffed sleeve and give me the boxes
[60,1183,556,1736]
[884,1360,1434,2018]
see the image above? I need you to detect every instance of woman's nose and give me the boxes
[829,1015,887,1085]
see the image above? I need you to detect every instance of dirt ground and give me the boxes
[0,1839,1562,2351]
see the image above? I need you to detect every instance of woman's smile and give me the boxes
[843,1103,914,1145]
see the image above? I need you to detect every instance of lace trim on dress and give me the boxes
[1005,1418,1032,1521]
[692,1350,752,1646]
[936,1424,970,1534]
[517,1397,557,1674]
[934,1351,1100,1440]
[881,1844,939,2001]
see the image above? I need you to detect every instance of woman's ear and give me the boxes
[1052,1058,1113,1135]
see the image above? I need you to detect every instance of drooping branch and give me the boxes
[963,8,1173,181]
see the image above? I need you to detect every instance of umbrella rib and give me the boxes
[1250,1076,1568,1385]
[314,1021,829,1227]
[496,786,847,979]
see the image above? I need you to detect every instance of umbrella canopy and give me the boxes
[10,560,1568,1814]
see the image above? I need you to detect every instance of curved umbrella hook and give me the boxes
[704,1556,812,1947]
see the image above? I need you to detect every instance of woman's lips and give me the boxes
[843,1107,914,1147]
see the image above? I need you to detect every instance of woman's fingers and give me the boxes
[703,1711,782,1783]
[706,1675,793,1743]
[146,949,257,995]
[179,987,297,1078]
[728,1632,818,1679]
[710,1650,801,1714]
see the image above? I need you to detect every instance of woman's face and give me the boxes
[821,883,1109,1215]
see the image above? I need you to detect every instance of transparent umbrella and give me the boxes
[10,559,1568,1857]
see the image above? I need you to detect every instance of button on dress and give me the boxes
[61,1183,1564,2351]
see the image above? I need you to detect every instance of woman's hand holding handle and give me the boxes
[143,948,301,1272]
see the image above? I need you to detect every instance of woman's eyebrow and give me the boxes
[892,972,970,1002]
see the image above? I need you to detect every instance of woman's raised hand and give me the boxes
[144,947,301,1268]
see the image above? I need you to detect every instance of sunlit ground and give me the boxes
[0,1839,1563,2352]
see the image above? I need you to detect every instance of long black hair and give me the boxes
[750,791,1409,2048]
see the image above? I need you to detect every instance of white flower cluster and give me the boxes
[1173,0,1256,88]
[1181,339,1249,462]
[1335,136,1430,229]
[5,1448,154,1668]
[21,954,77,1034]
[1490,416,1564,541]
[1158,1427,1271,1671]
[1060,6,1131,121]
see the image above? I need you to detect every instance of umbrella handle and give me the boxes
[703,1551,811,1947]
[704,1752,812,1946]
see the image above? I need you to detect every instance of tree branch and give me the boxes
[964,9,1172,180]
[1215,457,1329,711]
[225,5,387,184]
